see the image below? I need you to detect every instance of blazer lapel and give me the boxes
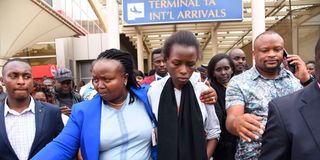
[83,95,101,160]
[299,82,320,151]
[0,104,18,158]
[29,101,45,155]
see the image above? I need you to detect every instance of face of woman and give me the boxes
[213,58,233,86]
[166,44,198,90]
[91,59,128,102]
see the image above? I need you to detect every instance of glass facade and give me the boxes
[50,0,103,34]
[14,43,56,66]
[13,0,105,66]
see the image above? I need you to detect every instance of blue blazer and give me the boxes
[32,86,157,160]
[260,81,320,160]
[0,100,64,160]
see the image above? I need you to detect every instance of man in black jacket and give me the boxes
[53,67,83,116]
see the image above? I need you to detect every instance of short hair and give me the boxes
[207,53,235,83]
[306,61,315,65]
[32,91,48,101]
[95,49,138,104]
[133,69,144,78]
[2,58,30,76]
[148,69,156,76]
[151,48,162,61]
[163,30,201,60]
[254,31,283,49]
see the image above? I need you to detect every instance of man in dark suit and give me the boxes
[260,38,320,160]
[139,48,168,85]
[0,59,64,160]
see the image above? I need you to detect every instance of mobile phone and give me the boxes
[283,49,296,73]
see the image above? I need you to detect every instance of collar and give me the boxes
[4,96,35,116]
[155,73,168,81]
[250,65,291,80]
[318,82,320,89]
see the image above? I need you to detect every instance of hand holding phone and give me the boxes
[283,49,296,74]
[283,51,310,83]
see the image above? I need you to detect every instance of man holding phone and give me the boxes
[54,67,83,116]
[225,31,312,159]
[283,49,314,86]
[260,38,320,160]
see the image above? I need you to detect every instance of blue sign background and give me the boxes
[123,0,243,25]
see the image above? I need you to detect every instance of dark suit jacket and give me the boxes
[0,100,64,160]
[260,81,320,160]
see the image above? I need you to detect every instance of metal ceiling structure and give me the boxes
[115,0,320,64]
[0,0,87,59]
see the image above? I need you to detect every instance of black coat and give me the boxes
[211,81,238,160]
[260,81,320,160]
[0,100,64,160]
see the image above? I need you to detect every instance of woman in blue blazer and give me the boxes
[32,49,157,160]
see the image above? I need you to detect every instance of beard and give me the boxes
[264,66,280,73]
[15,95,29,103]
[262,60,281,73]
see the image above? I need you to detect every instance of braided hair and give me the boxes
[95,49,139,104]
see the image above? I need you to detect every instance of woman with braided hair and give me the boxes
[33,47,217,160]
[32,49,157,160]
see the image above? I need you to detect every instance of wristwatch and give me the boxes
[301,75,315,86]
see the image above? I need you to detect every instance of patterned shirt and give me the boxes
[79,80,97,101]
[4,97,36,160]
[226,66,302,160]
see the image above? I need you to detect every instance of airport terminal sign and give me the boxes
[123,0,243,25]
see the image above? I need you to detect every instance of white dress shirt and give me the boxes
[4,97,36,160]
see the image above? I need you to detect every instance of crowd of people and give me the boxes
[0,30,319,160]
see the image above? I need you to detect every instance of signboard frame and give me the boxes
[122,0,243,26]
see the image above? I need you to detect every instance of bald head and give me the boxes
[229,48,246,74]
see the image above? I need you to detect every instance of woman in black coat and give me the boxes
[208,53,238,160]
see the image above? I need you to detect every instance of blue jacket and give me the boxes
[32,86,157,160]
